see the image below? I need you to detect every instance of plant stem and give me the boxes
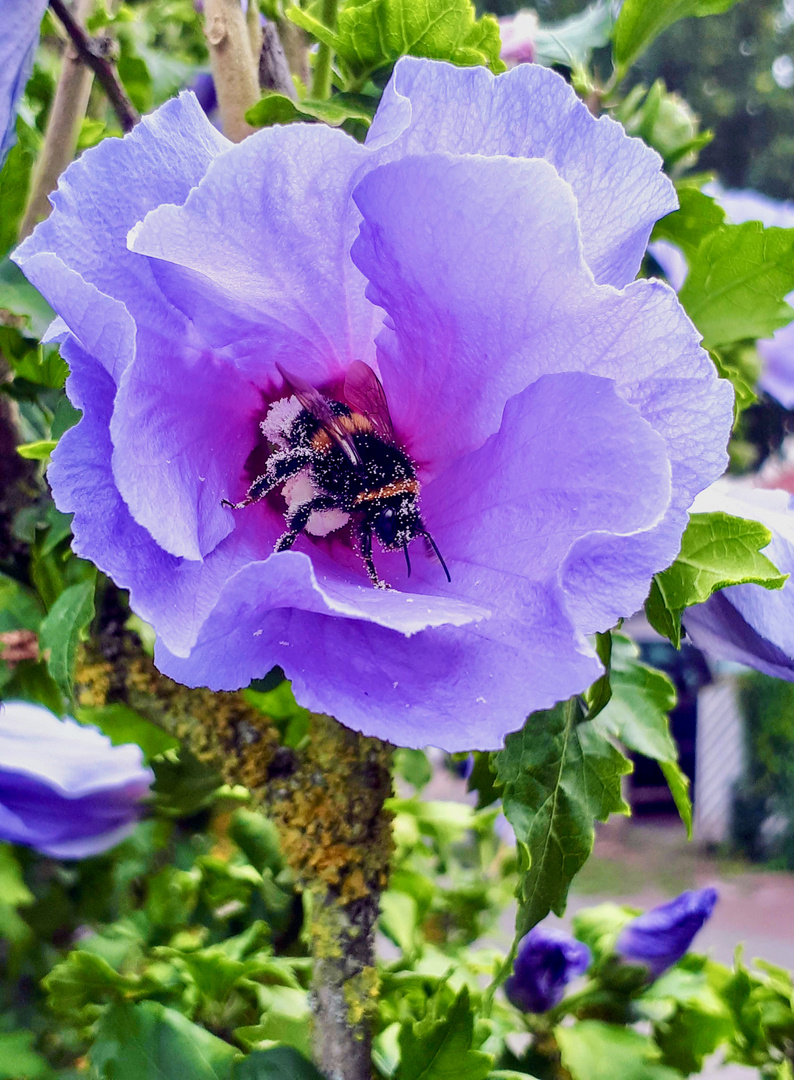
[48,0,139,133]
[20,0,96,238]
[311,0,339,100]
[204,0,260,142]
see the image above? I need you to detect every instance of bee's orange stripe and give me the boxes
[354,479,419,504]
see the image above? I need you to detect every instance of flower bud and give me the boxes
[0,701,154,859]
[505,926,591,1013]
[615,887,718,978]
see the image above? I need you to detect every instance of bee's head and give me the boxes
[372,498,420,549]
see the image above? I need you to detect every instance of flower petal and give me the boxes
[366,57,676,287]
[128,123,379,383]
[352,151,732,629]
[0,0,47,165]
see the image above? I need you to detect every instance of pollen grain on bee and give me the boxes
[354,479,420,504]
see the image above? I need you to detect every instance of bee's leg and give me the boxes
[359,524,388,590]
[222,448,313,510]
[274,495,338,552]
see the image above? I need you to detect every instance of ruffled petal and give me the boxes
[366,57,677,287]
[14,93,229,357]
[128,123,380,383]
[352,152,732,629]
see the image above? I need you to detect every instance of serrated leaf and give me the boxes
[494,699,630,938]
[645,511,787,648]
[398,986,492,1080]
[651,188,725,260]
[246,92,374,129]
[556,1021,683,1080]
[289,0,504,87]
[613,0,741,76]
[39,577,95,698]
[76,703,179,761]
[592,636,692,835]
[233,1048,324,1080]
[90,1002,240,1080]
[679,223,794,349]
[44,951,138,1019]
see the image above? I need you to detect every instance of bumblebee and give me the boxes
[223,361,450,589]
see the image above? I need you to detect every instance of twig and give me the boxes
[48,0,139,133]
[20,0,96,238]
[204,0,260,143]
[246,0,264,65]
[259,22,297,99]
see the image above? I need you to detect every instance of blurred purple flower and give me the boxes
[0,701,153,859]
[650,184,794,408]
[14,58,732,750]
[616,887,718,978]
[0,0,48,166]
[499,10,538,66]
[506,926,591,1012]
[682,478,794,680]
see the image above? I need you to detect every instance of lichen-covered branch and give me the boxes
[267,715,392,1080]
[76,608,392,1080]
[204,0,260,142]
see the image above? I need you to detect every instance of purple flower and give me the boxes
[650,184,794,408]
[616,887,718,978]
[505,926,591,1012]
[0,701,153,859]
[190,72,218,117]
[0,0,48,166]
[14,58,732,751]
[499,10,538,66]
[682,478,794,680]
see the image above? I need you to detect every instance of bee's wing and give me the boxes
[276,362,361,466]
[343,360,395,441]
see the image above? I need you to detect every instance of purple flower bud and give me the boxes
[0,701,154,859]
[0,0,48,167]
[505,926,591,1013]
[615,887,718,978]
[190,72,218,117]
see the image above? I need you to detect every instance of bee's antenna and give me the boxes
[422,531,451,583]
[403,542,412,578]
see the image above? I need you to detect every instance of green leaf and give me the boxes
[90,1002,240,1080]
[592,635,692,835]
[710,344,760,418]
[678,222,794,349]
[0,1032,52,1079]
[289,0,504,88]
[0,258,54,337]
[613,0,741,77]
[233,1048,324,1080]
[76,703,179,761]
[0,119,37,260]
[557,1021,683,1080]
[398,986,492,1080]
[645,511,788,648]
[0,843,34,944]
[229,808,283,872]
[651,188,725,260]
[39,577,96,698]
[16,439,57,461]
[246,92,374,129]
[0,571,45,632]
[533,0,616,69]
[494,699,630,939]
[45,951,138,1020]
